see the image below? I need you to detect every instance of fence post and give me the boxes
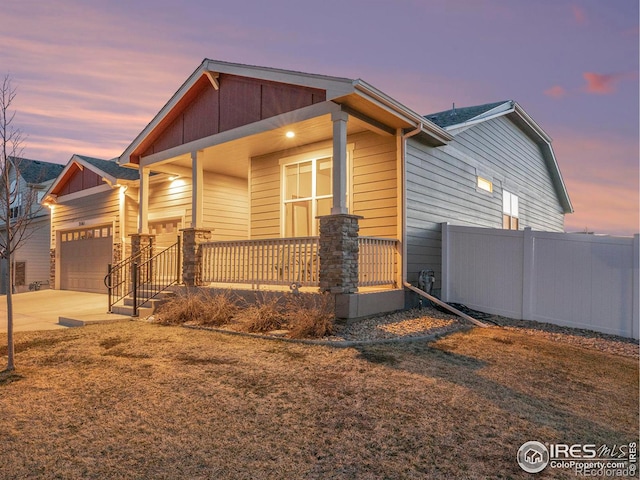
[633,234,639,340]
[521,227,534,321]
[441,222,450,302]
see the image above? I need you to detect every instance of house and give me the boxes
[43,154,139,293]
[1,157,64,293]
[43,59,572,318]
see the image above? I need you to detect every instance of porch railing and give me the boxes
[200,237,320,287]
[358,237,398,287]
[200,236,397,289]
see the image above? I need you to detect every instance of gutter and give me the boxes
[354,81,453,144]
[400,126,488,328]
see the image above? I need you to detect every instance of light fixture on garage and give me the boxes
[285,131,295,139]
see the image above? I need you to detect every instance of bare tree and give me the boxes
[0,75,39,372]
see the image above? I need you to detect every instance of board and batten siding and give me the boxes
[250,131,398,239]
[405,115,566,286]
[147,172,249,240]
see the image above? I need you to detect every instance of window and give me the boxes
[283,156,333,237]
[477,176,493,193]
[503,190,519,230]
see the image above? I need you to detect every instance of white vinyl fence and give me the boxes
[441,224,639,339]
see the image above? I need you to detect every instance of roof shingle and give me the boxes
[11,157,65,184]
[425,101,509,128]
[75,155,140,181]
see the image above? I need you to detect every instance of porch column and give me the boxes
[180,228,212,286]
[331,110,349,215]
[319,213,362,294]
[138,166,150,234]
[130,234,155,259]
[191,150,204,229]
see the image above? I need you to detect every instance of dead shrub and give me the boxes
[236,294,286,333]
[154,289,239,326]
[286,293,335,339]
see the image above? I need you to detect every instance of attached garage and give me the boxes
[59,225,113,293]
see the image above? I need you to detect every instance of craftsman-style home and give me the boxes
[43,59,572,318]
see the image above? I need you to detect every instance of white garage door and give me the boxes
[60,226,113,293]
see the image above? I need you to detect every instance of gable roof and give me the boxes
[119,59,452,166]
[425,100,573,214]
[11,157,64,184]
[425,101,508,128]
[74,155,139,181]
[44,154,139,202]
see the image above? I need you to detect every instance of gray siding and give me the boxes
[5,216,51,292]
[406,115,565,286]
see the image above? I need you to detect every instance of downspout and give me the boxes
[400,125,488,328]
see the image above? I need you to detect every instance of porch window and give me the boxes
[283,157,332,237]
[503,190,519,230]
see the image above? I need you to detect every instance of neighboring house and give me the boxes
[1,157,64,293]
[43,59,572,317]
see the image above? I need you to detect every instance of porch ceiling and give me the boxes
[146,113,368,179]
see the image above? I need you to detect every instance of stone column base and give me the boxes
[319,214,362,294]
[180,228,212,286]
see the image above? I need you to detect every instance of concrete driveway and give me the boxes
[0,290,118,332]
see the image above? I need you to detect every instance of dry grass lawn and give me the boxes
[0,321,637,479]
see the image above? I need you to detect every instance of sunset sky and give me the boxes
[1,0,638,236]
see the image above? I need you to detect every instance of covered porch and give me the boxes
[114,60,445,316]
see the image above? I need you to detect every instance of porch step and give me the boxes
[114,290,176,317]
[111,305,154,318]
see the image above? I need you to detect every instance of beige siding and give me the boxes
[203,173,249,240]
[148,177,192,225]
[351,132,397,237]
[147,173,249,240]
[51,189,120,247]
[250,155,281,239]
[250,132,399,239]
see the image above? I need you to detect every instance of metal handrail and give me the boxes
[105,240,154,313]
[132,237,181,316]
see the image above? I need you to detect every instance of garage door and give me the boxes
[60,226,113,293]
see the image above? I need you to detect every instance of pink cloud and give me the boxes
[544,85,567,99]
[571,5,588,25]
[581,72,638,95]
[552,130,639,236]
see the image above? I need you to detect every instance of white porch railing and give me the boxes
[358,237,398,287]
[199,236,398,288]
[200,237,320,287]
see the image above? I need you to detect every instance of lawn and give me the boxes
[0,321,637,479]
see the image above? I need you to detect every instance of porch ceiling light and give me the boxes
[168,174,180,181]
[285,131,295,139]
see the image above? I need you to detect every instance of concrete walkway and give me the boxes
[0,290,129,333]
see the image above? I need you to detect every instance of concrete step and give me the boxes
[110,305,154,318]
[134,289,176,298]
[59,313,131,328]
[123,297,164,309]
